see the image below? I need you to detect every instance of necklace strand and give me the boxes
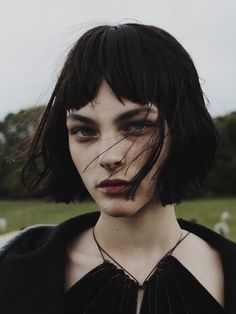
[92,227,190,288]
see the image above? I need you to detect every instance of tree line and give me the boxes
[0,107,235,200]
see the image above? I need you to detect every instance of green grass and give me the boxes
[0,198,236,241]
[0,200,97,233]
[175,198,236,241]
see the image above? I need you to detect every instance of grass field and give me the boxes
[0,198,236,240]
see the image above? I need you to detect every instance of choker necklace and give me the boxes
[92,227,190,288]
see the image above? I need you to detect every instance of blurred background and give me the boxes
[0,0,235,244]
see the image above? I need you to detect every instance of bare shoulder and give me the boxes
[65,227,102,291]
[173,231,224,307]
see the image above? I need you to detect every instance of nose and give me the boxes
[98,140,126,171]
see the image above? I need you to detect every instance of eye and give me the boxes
[124,122,153,135]
[69,127,97,140]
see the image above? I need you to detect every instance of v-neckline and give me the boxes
[65,252,223,309]
[65,252,225,313]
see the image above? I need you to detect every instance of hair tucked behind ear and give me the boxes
[22,23,219,205]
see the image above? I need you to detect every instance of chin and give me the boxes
[95,193,150,218]
[104,211,135,218]
[100,203,141,218]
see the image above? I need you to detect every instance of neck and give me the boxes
[94,203,182,260]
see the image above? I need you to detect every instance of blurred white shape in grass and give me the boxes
[0,218,7,232]
[213,211,231,238]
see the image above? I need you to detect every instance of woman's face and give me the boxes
[66,81,171,217]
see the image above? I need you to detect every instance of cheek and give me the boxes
[68,139,77,161]
[68,140,84,171]
[69,140,99,180]
[128,138,155,168]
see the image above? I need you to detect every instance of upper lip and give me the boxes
[97,179,130,188]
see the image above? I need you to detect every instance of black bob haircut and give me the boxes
[22,23,219,205]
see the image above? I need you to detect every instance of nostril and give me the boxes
[99,159,122,170]
[98,154,126,171]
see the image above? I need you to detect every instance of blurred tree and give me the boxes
[0,106,45,199]
[204,112,236,196]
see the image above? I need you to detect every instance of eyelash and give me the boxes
[70,127,96,138]
[69,122,154,141]
[125,122,153,134]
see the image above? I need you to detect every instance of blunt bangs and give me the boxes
[22,23,219,205]
[60,24,194,111]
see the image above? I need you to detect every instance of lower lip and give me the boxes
[99,185,128,194]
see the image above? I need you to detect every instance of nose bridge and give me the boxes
[98,133,127,164]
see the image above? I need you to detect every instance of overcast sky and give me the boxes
[0,0,235,121]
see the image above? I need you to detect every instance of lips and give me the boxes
[97,179,130,194]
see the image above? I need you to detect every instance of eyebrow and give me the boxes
[66,107,157,125]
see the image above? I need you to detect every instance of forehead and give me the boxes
[67,81,158,119]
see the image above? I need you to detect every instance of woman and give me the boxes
[0,23,235,314]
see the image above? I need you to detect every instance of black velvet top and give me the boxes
[65,244,224,314]
[1,211,236,314]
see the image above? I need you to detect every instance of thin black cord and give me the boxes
[92,227,190,288]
